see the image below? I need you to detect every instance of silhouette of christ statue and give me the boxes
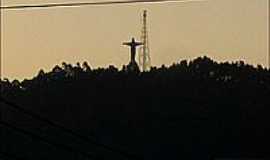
[123,38,143,64]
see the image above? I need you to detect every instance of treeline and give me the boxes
[1,56,270,160]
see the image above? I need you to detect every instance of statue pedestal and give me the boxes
[123,38,143,73]
[126,61,140,73]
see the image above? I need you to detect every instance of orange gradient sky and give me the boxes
[1,0,269,80]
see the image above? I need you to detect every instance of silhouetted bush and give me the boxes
[1,56,270,160]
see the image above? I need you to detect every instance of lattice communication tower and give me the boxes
[139,10,151,71]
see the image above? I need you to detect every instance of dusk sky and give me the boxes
[1,0,269,80]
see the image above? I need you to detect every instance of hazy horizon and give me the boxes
[1,0,269,80]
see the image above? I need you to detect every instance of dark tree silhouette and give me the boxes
[1,56,270,160]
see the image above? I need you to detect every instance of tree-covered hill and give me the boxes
[1,56,270,160]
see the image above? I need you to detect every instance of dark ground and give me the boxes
[1,56,270,160]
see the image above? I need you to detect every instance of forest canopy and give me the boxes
[1,56,270,160]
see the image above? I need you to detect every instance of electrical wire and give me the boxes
[0,151,28,160]
[0,120,97,160]
[0,97,143,159]
[0,0,207,10]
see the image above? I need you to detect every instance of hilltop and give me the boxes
[1,56,270,160]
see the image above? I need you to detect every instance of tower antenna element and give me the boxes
[139,10,151,71]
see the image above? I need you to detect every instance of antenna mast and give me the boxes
[139,10,151,71]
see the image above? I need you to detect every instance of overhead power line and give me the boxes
[0,151,28,160]
[0,120,96,160]
[0,97,142,160]
[0,0,207,10]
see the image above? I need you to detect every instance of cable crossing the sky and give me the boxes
[0,97,143,160]
[0,151,28,160]
[0,120,98,160]
[0,0,208,10]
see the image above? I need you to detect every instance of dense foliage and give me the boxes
[1,56,270,160]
